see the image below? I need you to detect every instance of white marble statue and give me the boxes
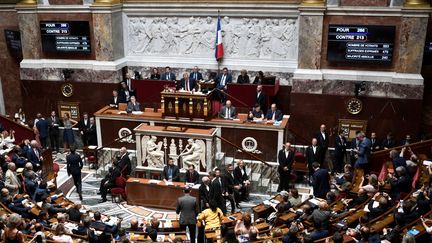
[126,16,298,60]
[179,138,205,171]
[145,136,165,168]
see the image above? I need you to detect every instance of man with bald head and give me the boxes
[117,147,131,177]
[198,176,211,210]
[27,140,42,170]
[219,100,237,119]
[316,124,329,167]
[278,142,294,191]
[306,138,321,183]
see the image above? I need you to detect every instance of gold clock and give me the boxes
[347,97,363,115]
[61,83,74,98]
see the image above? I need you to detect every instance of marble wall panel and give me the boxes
[292,79,423,99]
[397,17,429,74]
[20,68,122,83]
[298,15,323,69]
[18,12,41,60]
[93,13,114,61]
[0,11,23,115]
[112,11,124,60]
[340,0,389,6]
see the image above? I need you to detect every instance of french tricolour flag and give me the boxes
[215,15,224,61]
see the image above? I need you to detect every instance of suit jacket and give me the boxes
[161,72,176,81]
[185,170,199,184]
[223,172,239,194]
[209,177,225,203]
[316,131,329,149]
[36,118,49,138]
[47,116,61,134]
[189,72,203,82]
[162,165,180,182]
[150,73,161,80]
[233,166,248,184]
[27,148,42,166]
[236,74,250,84]
[219,106,237,119]
[312,168,330,198]
[334,135,347,157]
[119,88,134,103]
[66,153,83,176]
[178,79,197,91]
[381,138,396,149]
[118,153,131,176]
[278,149,294,173]
[370,138,381,152]
[126,101,141,112]
[393,156,407,169]
[305,145,321,165]
[109,96,120,108]
[176,194,198,225]
[87,124,97,146]
[255,91,267,112]
[356,138,372,166]
[199,184,210,208]
[216,74,233,89]
[390,175,411,193]
[265,109,283,121]
[68,208,83,222]
[78,118,90,133]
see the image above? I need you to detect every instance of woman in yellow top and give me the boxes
[197,200,224,230]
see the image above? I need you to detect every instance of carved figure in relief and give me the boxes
[146,136,165,168]
[234,18,251,57]
[281,19,297,59]
[246,19,262,57]
[222,17,237,55]
[179,139,205,170]
[169,139,177,156]
[260,19,274,58]
[197,17,214,54]
[269,19,286,58]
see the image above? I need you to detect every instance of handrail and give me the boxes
[217,89,249,108]
[0,114,33,132]
[96,132,134,151]
[371,138,432,156]
[214,134,272,167]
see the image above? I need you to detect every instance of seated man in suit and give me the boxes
[162,158,180,182]
[189,66,203,82]
[216,67,232,90]
[109,90,120,108]
[178,73,197,92]
[219,100,237,119]
[265,103,283,122]
[126,96,141,113]
[160,66,176,81]
[185,164,199,184]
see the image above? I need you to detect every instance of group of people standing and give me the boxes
[33,111,97,153]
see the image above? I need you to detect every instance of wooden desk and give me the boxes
[126,178,199,210]
[161,90,215,120]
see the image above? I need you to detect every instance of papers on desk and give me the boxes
[132,111,143,115]
[118,111,127,115]
[148,179,160,184]
[308,198,320,207]
[423,160,432,166]
[165,181,174,186]
[87,145,97,149]
[233,119,240,121]
[104,216,119,226]
[263,199,279,209]
[192,184,201,189]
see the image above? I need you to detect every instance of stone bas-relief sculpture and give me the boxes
[141,136,206,171]
[127,16,298,60]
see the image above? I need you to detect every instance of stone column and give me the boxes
[297,6,326,69]
[91,3,124,61]
[404,0,430,7]
[397,9,429,73]
[16,2,41,59]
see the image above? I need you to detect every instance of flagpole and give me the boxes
[217,10,221,74]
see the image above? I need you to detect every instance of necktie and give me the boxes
[272,111,275,120]
[34,149,39,158]
[167,73,170,80]
[226,108,230,119]
[194,73,197,80]
[257,92,260,99]
[221,75,226,86]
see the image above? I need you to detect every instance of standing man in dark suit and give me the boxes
[27,140,42,170]
[109,90,120,108]
[78,112,90,146]
[176,187,198,243]
[47,111,61,153]
[224,164,240,213]
[189,66,203,82]
[209,168,227,214]
[35,113,49,149]
[306,138,321,182]
[117,147,131,177]
[333,131,347,174]
[87,117,97,146]
[355,132,372,169]
[160,66,176,81]
[316,124,329,168]
[277,142,294,191]
[178,73,197,92]
[265,103,283,122]
[312,162,330,199]
[119,81,134,103]
[66,147,83,200]
[185,164,199,184]
[255,85,267,114]
[126,96,141,113]
[199,176,211,210]
[162,158,180,182]
[370,132,381,152]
